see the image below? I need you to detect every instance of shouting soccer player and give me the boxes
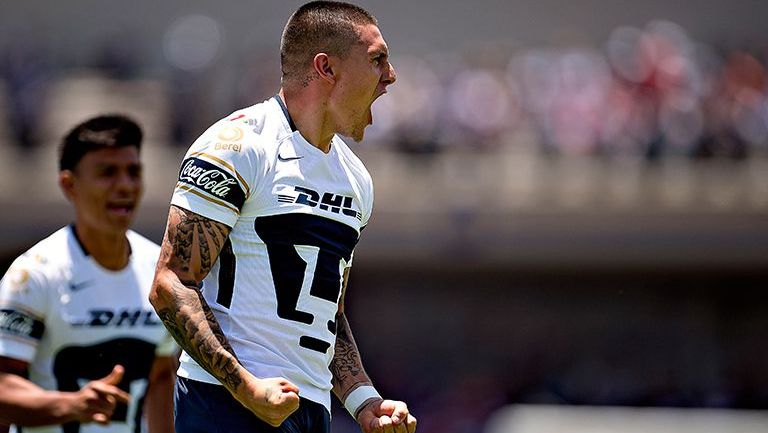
[150,1,416,433]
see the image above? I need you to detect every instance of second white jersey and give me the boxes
[0,226,176,433]
[170,97,373,410]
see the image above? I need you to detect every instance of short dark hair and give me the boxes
[280,1,377,84]
[59,115,143,171]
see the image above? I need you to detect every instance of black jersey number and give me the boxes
[53,338,156,433]
[253,214,358,354]
[273,243,345,353]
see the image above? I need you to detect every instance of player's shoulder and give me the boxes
[190,98,286,158]
[3,226,74,286]
[19,226,75,270]
[126,230,161,272]
[126,230,160,256]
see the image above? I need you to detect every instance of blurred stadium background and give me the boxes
[1,1,768,432]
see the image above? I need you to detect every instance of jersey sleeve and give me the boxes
[359,167,375,229]
[0,255,49,362]
[346,173,373,269]
[171,118,265,227]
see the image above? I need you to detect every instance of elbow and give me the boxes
[148,275,169,312]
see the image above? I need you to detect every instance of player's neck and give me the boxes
[279,88,334,153]
[74,223,130,271]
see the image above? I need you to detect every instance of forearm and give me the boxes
[330,312,374,401]
[144,358,175,433]
[150,273,246,392]
[0,373,77,426]
[150,205,247,393]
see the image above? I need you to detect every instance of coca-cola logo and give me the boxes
[180,160,236,198]
[0,309,42,339]
[177,157,246,210]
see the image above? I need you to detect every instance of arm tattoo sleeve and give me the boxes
[330,313,372,400]
[154,206,243,390]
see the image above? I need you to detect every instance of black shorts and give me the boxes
[174,376,331,433]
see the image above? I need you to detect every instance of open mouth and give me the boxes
[368,91,386,125]
[106,202,136,216]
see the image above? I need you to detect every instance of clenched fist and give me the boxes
[236,376,300,427]
[357,398,417,433]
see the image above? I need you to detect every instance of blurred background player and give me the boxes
[150,1,416,432]
[0,115,176,433]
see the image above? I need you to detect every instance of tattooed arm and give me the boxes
[331,267,417,433]
[330,267,373,402]
[149,205,299,427]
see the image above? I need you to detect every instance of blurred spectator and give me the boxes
[92,29,143,81]
[163,13,223,147]
[3,15,768,161]
[0,31,52,150]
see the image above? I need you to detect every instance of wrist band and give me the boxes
[344,385,381,418]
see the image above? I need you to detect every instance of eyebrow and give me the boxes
[370,47,389,58]
[93,161,142,169]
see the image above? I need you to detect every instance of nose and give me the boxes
[382,61,396,86]
[114,169,141,192]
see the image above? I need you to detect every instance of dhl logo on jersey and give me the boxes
[71,309,163,328]
[278,186,362,221]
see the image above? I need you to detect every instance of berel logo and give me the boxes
[215,142,242,152]
[278,186,362,220]
[217,126,244,142]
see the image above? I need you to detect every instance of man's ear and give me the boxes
[59,170,75,202]
[313,53,336,84]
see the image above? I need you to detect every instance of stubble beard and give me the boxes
[340,115,367,143]
[351,127,365,143]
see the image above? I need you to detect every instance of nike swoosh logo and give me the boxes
[277,154,303,162]
[68,281,93,292]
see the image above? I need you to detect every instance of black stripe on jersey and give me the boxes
[273,95,297,132]
[0,308,45,341]
[300,336,331,353]
[216,239,236,309]
[254,213,359,271]
[177,157,246,211]
[69,224,90,256]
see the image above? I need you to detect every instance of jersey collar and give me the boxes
[68,224,132,258]
[273,95,297,132]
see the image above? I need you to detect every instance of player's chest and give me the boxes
[247,156,365,229]
[47,273,164,341]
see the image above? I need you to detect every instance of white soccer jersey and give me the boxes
[0,226,176,433]
[170,96,373,411]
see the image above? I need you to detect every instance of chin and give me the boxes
[351,125,367,143]
[106,217,134,233]
[339,129,365,143]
